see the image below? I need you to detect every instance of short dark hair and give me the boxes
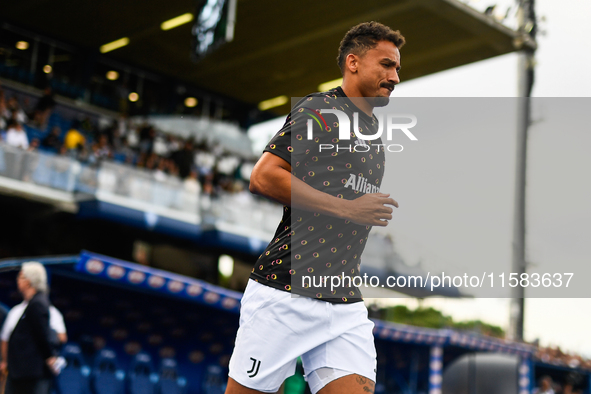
[337,21,406,74]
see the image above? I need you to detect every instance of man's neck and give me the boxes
[341,82,373,117]
[22,288,36,301]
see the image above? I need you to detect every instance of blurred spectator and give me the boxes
[64,125,86,152]
[0,86,258,199]
[114,139,136,164]
[6,96,28,124]
[145,152,159,171]
[127,126,139,148]
[172,139,195,179]
[154,158,167,182]
[165,158,179,177]
[202,173,216,197]
[88,144,101,167]
[139,125,155,155]
[109,127,124,153]
[116,114,129,140]
[0,87,7,131]
[153,134,169,157]
[5,120,29,150]
[28,138,40,152]
[32,87,56,130]
[0,262,58,394]
[80,117,95,137]
[195,148,216,178]
[534,376,555,394]
[95,134,112,160]
[184,169,201,194]
[73,144,90,164]
[166,135,181,153]
[41,127,62,151]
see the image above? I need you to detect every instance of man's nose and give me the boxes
[389,70,400,85]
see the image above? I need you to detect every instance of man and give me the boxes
[534,376,555,394]
[226,22,404,394]
[0,263,57,394]
[63,124,86,153]
[2,304,68,350]
[40,127,62,152]
[32,87,56,130]
[5,120,29,150]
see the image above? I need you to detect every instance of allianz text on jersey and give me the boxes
[306,109,418,153]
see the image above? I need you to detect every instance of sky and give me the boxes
[248,0,591,355]
[386,0,591,355]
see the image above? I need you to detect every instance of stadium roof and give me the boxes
[3,0,530,113]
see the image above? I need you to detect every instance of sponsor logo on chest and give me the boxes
[344,173,380,194]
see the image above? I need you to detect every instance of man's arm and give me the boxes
[50,306,68,344]
[249,152,397,226]
[0,340,7,374]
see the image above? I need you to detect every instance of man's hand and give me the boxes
[346,193,398,226]
[0,360,6,375]
[46,357,57,368]
[250,153,399,226]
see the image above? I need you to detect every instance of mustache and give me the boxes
[380,82,395,91]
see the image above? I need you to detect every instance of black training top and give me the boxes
[249,86,386,303]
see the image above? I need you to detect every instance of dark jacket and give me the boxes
[8,292,55,379]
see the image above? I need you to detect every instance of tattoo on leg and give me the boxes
[362,379,375,393]
[356,376,367,385]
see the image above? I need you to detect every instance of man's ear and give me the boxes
[345,53,358,74]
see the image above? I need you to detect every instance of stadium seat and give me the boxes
[202,364,226,394]
[158,358,186,394]
[57,343,91,394]
[92,349,126,394]
[128,352,159,394]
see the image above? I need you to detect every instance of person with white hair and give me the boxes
[0,262,58,394]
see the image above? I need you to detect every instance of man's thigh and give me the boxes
[318,374,375,394]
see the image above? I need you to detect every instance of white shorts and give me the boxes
[228,280,377,393]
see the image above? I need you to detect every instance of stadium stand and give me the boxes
[0,82,256,194]
[0,4,584,392]
[0,253,589,393]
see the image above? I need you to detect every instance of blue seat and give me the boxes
[92,349,125,394]
[202,365,225,394]
[128,353,158,394]
[159,359,186,394]
[57,343,91,394]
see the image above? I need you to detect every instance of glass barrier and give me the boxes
[0,143,281,232]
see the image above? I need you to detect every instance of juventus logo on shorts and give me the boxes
[247,357,261,378]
